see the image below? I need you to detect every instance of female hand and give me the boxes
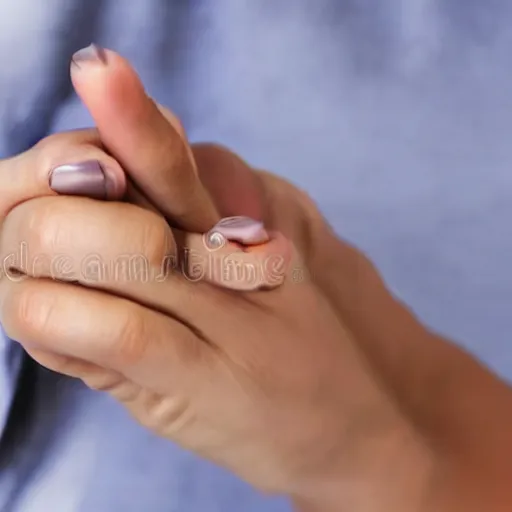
[0,190,432,512]
[5,45,511,512]
[0,47,435,512]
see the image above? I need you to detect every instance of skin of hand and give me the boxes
[1,46,512,512]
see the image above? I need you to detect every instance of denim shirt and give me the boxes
[2,1,512,510]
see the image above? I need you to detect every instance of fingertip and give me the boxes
[70,45,134,82]
[70,45,148,125]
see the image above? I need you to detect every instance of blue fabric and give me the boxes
[2,0,512,510]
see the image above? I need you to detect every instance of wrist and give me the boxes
[290,414,435,512]
[294,202,512,511]
[274,190,437,510]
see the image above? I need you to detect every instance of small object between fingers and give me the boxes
[206,216,269,248]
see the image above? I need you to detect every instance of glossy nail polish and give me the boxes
[49,160,109,199]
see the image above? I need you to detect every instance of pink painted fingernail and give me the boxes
[49,160,116,199]
[210,216,269,245]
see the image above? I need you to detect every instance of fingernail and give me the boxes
[211,216,269,245]
[49,160,112,200]
[71,43,107,68]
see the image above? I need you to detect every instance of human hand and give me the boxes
[0,47,435,512]
[69,45,320,257]
[0,193,432,511]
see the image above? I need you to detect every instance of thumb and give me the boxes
[70,44,219,232]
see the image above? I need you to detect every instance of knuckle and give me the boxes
[137,213,175,268]
[41,353,82,377]
[49,357,75,375]
[3,282,55,341]
[26,200,67,254]
[84,372,129,396]
[139,394,193,434]
[111,307,150,367]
